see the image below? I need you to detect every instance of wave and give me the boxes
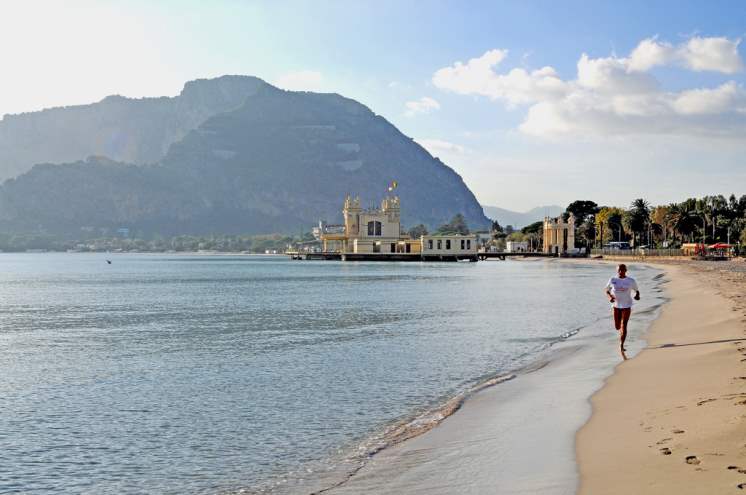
[257,266,672,495]
[358,373,516,458]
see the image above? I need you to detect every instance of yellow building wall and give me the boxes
[421,235,477,255]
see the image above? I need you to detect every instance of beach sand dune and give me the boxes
[577,263,746,494]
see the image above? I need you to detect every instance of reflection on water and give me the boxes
[0,254,662,494]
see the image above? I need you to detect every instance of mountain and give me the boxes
[0,79,490,236]
[0,75,267,182]
[482,205,564,229]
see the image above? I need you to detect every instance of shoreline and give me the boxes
[290,260,667,495]
[576,260,746,494]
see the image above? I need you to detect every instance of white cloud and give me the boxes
[416,138,466,155]
[432,49,508,96]
[627,38,675,72]
[672,81,746,115]
[274,70,324,91]
[627,36,744,74]
[681,36,744,74]
[433,36,746,139]
[576,53,657,93]
[433,49,568,105]
[404,96,441,117]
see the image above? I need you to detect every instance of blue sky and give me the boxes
[2,0,745,210]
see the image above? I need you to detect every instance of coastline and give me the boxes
[576,260,746,494]
[294,260,667,495]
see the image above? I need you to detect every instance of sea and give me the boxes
[0,253,665,494]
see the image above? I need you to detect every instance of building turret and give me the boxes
[343,194,361,235]
[543,213,575,254]
[380,195,400,223]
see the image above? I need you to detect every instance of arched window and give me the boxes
[368,221,382,236]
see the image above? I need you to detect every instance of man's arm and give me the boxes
[605,280,615,303]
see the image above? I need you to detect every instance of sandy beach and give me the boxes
[311,260,667,495]
[577,259,746,494]
[310,259,746,495]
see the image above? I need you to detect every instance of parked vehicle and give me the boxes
[604,241,631,250]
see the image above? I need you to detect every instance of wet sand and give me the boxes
[317,261,666,495]
[314,259,746,495]
[577,260,746,494]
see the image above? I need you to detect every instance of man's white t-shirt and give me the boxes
[605,276,639,309]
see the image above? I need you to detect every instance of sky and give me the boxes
[1,0,745,211]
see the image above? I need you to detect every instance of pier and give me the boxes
[287,251,558,262]
[477,252,559,260]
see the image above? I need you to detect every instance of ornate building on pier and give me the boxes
[321,194,476,259]
[543,214,575,254]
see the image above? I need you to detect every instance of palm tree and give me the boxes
[670,201,699,243]
[650,205,670,246]
[607,211,624,243]
[627,198,650,246]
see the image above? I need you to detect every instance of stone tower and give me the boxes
[343,194,361,235]
[543,214,575,254]
[380,195,400,224]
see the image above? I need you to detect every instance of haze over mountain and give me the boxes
[0,76,267,182]
[0,76,490,236]
[482,205,563,229]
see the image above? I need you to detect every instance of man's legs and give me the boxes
[612,307,631,350]
[613,307,622,330]
[619,308,631,350]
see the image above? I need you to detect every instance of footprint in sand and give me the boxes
[660,448,672,455]
[685,455,701,465]
[656,438,673,445]
[738,483,746,490]
[697,398,717,406]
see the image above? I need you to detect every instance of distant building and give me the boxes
[543,215,575,254]
[473,231,493,247]
[506,241,528,253]
[421,234,475,255]
[312,220,346,240]
[321,194,476,259]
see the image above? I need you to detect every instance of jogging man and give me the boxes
[605,263,640,352]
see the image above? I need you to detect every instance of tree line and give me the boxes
[568,194,746,249]
[484,194,746,252]
[0,233,301,253]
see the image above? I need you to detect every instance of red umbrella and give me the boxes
[708,243,731,249]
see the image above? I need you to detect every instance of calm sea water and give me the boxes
[0,254,662,494]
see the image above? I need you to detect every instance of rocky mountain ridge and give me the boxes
[0,77,490,236]
[0,75,267,181]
